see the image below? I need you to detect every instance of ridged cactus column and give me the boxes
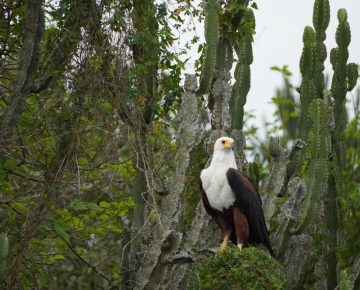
[313,0,330,97]
[271,4,358,289]
[298,26,317,140]
[229,9,254,131]
[197,0,219,95]
[292,99,329,234]
[327,9,358,289]
[209,39,233,130]
[330,9,358,166]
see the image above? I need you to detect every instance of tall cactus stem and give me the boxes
[197,0,219,95]
[326,9,357,289]
[346,63,358,92]
[229,9,254,131]
[291,99,329,234]
[331,8,358,167]
[313,0,330,98]
[298,26,317,140]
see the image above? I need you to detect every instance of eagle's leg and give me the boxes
[215,213,232,252]
[233,207,249,250]
[220,235,229,252]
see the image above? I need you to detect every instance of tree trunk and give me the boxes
[0,0,44,145]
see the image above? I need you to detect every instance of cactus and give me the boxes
[325,170,339,289]
[197,0,219,95]
[0,233,9,284]
[313,0,330,33]
[331,9,358,166]
[312,0,330,98]
[346,63,358,91]
[326,9,357,289]
[229,9,254,131]
[208,39,233,129]
[215,39,233,73]
[291,99,329,234]
[271,6,358,289]
[298,26,317,140]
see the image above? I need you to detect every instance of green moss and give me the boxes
[192,248,287,290]
[179,142,208,231]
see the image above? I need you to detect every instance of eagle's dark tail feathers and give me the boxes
[226,168,275,258]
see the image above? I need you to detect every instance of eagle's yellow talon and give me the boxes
[219,244,228,252]
[219,236,229,252]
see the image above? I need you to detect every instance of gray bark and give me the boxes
[132,74,200,290]
[211,69,231,131]
[263,138,306,226]
[130,68,243,289]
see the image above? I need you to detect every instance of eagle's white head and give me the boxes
[214,136,235,152]
[210,137,237,169]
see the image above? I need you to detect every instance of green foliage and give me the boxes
[51,197,135,238]
[193,248,287,290]
[339,111,360,265]
[270,66,299,140]
[0,0,187,287]
[339,269,352,290]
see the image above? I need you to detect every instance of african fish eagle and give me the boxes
[200,137,274,256]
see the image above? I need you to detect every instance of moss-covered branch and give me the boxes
[0,234,9,286]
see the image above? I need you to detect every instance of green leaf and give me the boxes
[26,94,37,105]
[101,102,113,110]
[72,200,87,211]
[53,254,65,261]
[3,159,17,170]
[99,214,109,221]
[54,222,70,241]
[99,201,110,208]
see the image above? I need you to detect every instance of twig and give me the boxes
[61,238,112,283]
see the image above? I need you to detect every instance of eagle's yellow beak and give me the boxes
[223,139,234,150]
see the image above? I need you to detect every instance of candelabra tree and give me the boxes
[266,1,359,289]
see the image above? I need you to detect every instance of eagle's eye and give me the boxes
[221,140,226,144]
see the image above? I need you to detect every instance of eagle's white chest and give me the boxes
[200,153,237,212]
